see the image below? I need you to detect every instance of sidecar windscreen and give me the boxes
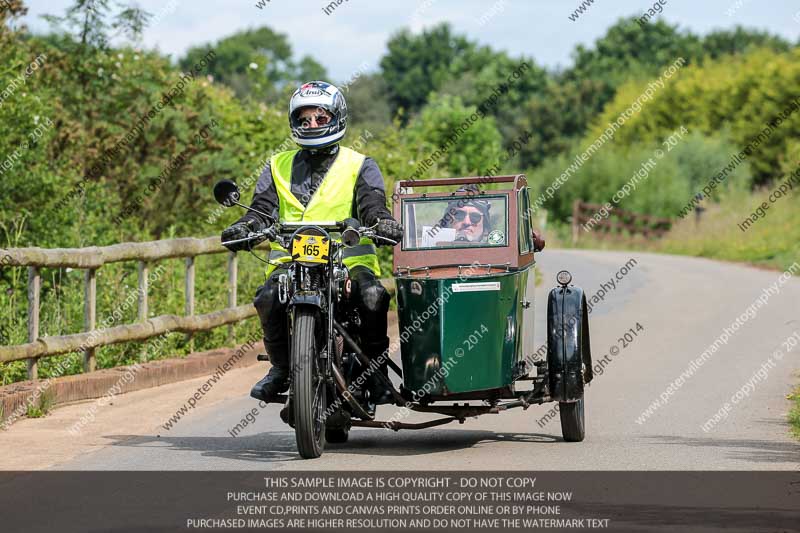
[401,195,508,250]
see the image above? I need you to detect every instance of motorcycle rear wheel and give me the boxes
[293,307,326,459]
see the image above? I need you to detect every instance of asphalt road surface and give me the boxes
[38,250,800,470]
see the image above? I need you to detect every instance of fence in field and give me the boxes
[571,199,673,243]
[0,237,269,381]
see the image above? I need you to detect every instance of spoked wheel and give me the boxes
[292,307,326,459]
[559,397,585,442]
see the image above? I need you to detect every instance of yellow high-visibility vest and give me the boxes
[266,146,380,277]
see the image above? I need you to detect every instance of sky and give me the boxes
[18,0,800,82]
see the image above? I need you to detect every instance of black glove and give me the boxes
[221,218,266,252]
[375,218,403,245]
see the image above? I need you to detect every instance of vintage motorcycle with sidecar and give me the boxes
[213,174,592,459]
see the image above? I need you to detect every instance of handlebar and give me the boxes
[221,220,398,248]
[359,230,398,246]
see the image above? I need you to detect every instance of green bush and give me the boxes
[589,48,800,186]
[404,94,504,178]
[527,133,752,221]
[0,18,283,384]
[656,186,800,271]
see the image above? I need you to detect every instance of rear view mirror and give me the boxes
[341,228,361,247]
[213,180,241,207]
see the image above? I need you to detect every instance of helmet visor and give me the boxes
[291,106,336,138]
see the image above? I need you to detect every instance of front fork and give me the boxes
[277,273,289,305]
[280,265,337,425]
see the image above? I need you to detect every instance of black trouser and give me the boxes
[253,265,391,368]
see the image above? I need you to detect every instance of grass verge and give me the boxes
[559,188,799,272]
[789,386,800,440]
[26,389,55,419]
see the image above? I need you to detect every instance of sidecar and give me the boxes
[387,175,593,441]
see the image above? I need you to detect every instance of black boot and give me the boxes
[363,338,394,405]
[367,369,394,405]
[250,343,290,402]
[365,355,394,406]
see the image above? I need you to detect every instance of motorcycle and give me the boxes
[213,179,400,459]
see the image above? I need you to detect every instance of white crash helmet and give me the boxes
[288,81,348,149]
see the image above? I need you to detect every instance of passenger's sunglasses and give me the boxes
[454,210,483,224]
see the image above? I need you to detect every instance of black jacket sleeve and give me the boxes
[237,161,278,227]
[354,157,394,226]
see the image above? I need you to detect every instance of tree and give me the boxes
[381,22,551,160]
[380,23,475,116]
[567,17,701,87]
[588,48,800,186]
[295,55,327,82]
[179,27,326,101]
[527,134,751,221]
[41,0,149,104]
[404,94,504,178]
[343,73,393,128]
[510,77,613,169]
[0,0,27,22]
[437,49,548,151]
[529,18,792,172]
[42,0,149,51]
[702,27,791,59]
[0,2,296,247]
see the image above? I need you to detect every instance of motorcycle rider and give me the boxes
[221,81,403,405]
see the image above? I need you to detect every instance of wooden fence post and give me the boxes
[27,266,40,380]
[83,268,97,372]
[227,253,237,345]
[571,199,581,245]
[138,261,149,361]
[137,261,149,321]
[185,257,195,351]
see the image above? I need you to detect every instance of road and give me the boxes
[3,250,799,470]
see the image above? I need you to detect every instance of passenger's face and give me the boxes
[452,205,485,241]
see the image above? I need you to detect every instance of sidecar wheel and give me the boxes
[559,397,585,442]
[293,308,326,459]
[325,427,349,444]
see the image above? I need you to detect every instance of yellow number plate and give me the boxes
[291,234,330,263]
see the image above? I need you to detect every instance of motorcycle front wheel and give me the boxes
[292,307,327,459]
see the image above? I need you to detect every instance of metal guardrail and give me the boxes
[0,237,270,380]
